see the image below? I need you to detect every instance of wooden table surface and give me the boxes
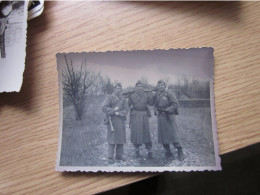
[0,1,259,194]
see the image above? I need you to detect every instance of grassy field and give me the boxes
[60,95,216,167]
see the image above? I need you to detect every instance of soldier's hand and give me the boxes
[115,111,119,115]
[147,112,152,117]
[164,108,171,112]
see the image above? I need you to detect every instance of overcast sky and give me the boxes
[57,48,214,88]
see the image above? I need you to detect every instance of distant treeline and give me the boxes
[62,55,210,120]
[123,76,210,100]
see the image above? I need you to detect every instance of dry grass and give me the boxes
[60,95,216,167]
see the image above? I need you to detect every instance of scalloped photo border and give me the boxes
[56,47,221,172]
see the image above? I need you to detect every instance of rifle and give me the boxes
[0,20,7,58]
[146,105,151,117]
[104,114,114,132]
[122,88,156,98]
[122,90,135,97]
[157,106,178,114]
[108,116,114,132]
[156,108,171,121]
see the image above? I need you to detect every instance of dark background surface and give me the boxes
[99,142,260,195]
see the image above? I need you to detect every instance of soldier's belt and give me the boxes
[132,109,147,112]
[112,115,126,120]
[158,110,174,115]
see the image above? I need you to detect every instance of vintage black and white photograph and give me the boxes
[56,48,221,172]
[0,1,28,92]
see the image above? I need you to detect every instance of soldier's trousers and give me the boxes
[134,143,152,151]
[108,144,123,159]
[0,32,6,58]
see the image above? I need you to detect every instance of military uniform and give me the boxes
[1,2,12,58]
[128,90,154,158]
[102,93,129,162]
[154,89,184,160]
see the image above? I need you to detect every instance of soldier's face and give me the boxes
[136,84,143,91]
[115,86,122,95]
[157,83,166,92]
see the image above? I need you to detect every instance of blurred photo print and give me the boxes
[56,48,221,172]
[0,1,28,92]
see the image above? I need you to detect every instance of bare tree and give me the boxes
[164,76,170,88]
[101,76,114,95]
[62,55,101,120]
[140,76,153,89]
[89,74,104,96]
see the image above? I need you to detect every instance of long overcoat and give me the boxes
[102,93,129,144]
[154,90,180,144]
[128,91,153,145]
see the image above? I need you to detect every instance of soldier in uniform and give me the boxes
[154,80,184,161]
[128,80,154,159]
[102,83,129,164]
[0,1,13,58]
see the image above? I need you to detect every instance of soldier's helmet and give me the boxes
[135,80,143,86]
[157,80,166,86]
[114,82,122,88]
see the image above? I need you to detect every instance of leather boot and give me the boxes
[108,158,114,164]
[165,151,173,159]
[116,155,126,162]
[135,151,140,158]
